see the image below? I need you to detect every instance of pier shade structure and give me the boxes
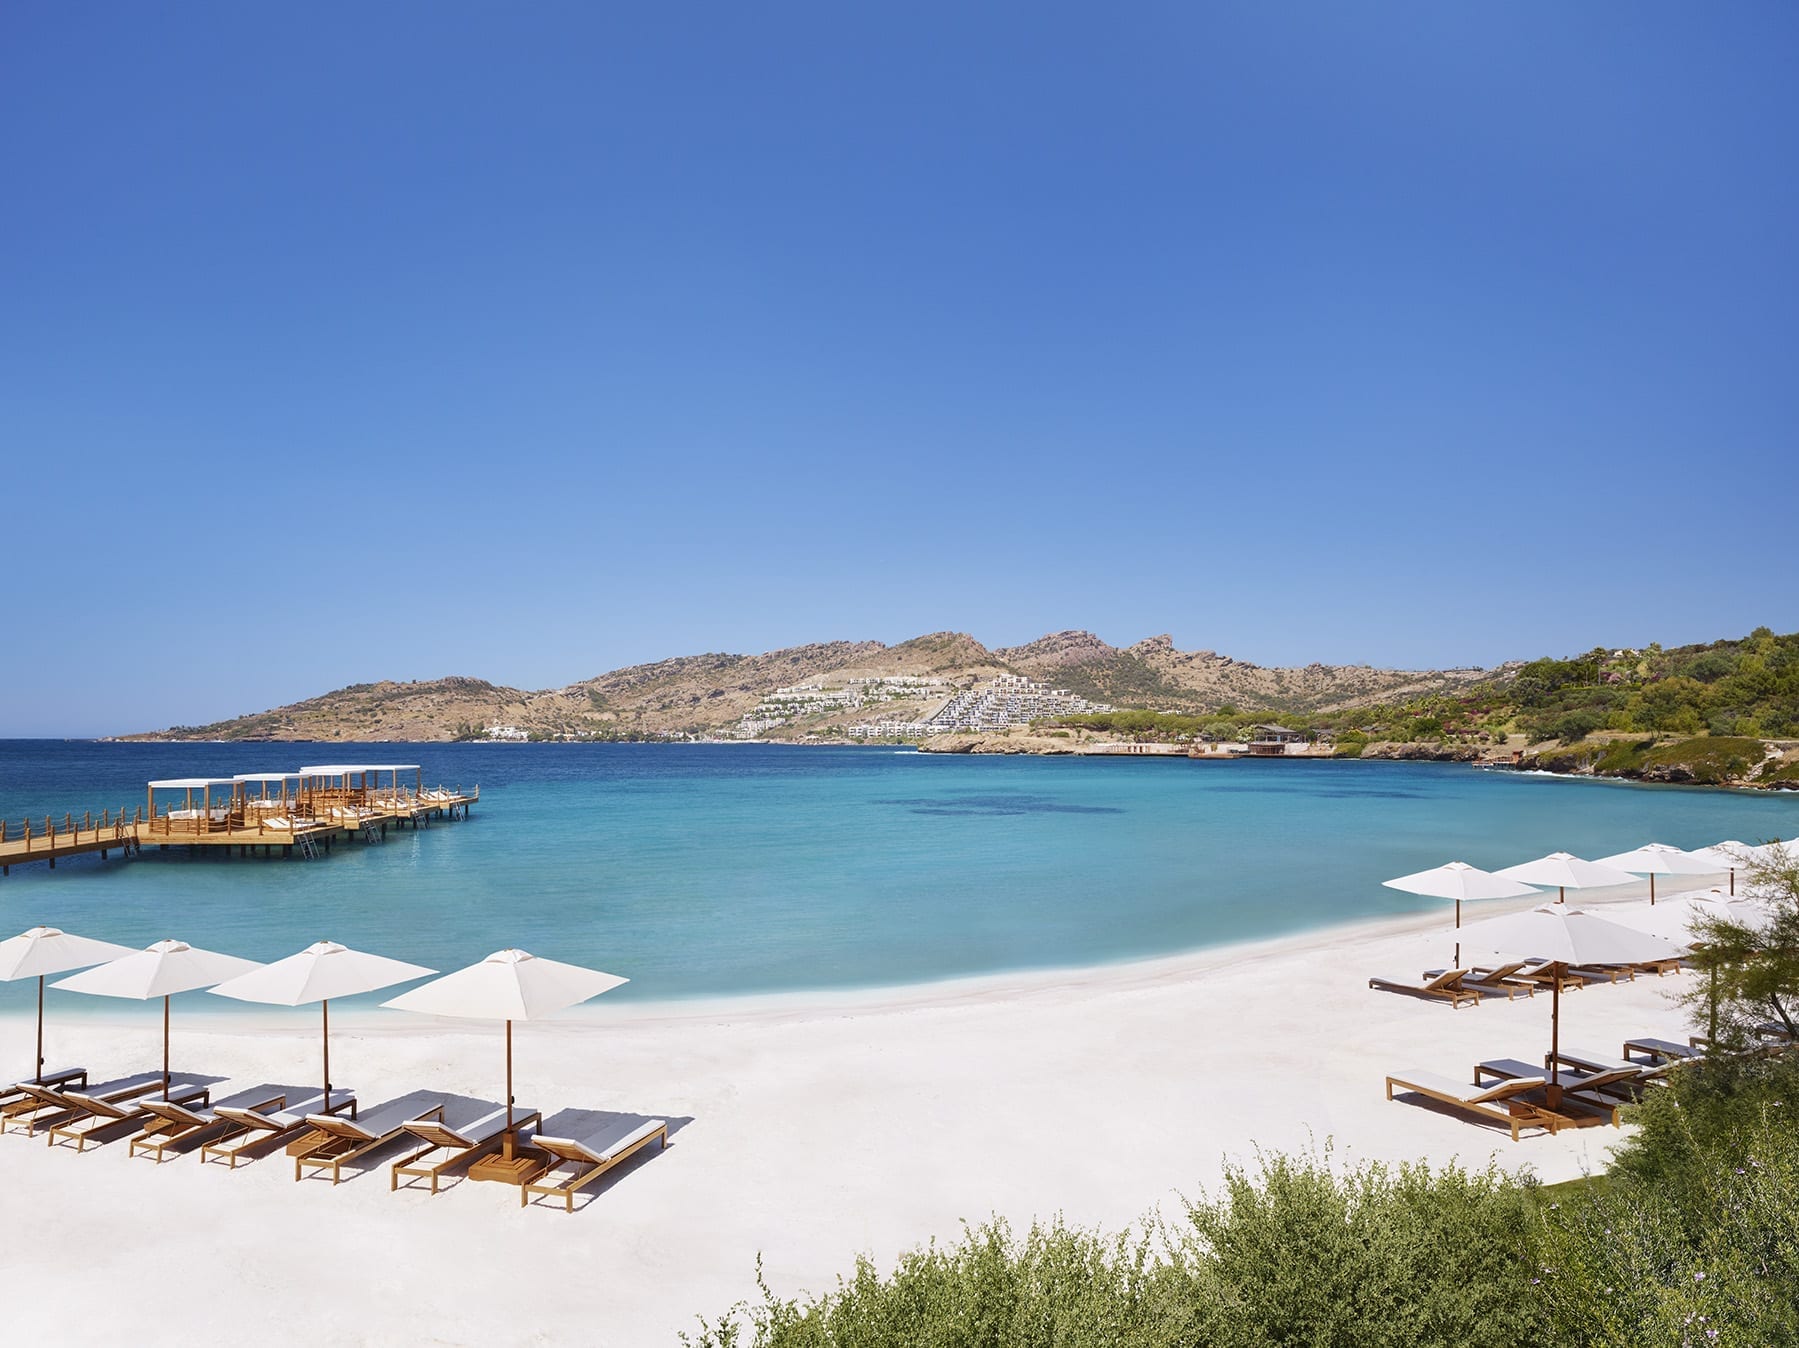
[0,764,478,875]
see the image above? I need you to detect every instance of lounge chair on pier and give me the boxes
[519,1117,669,1212]
[291,1093,447,1184]
[389,1102,540,1194]
[199,1089,357,1168]
[46,1077,213,1152]
[1,1071,165,1138]
[1368,968,1482,1009]
[1383,1070,1563,1141]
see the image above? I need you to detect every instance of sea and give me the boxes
[2,740,1795,1017]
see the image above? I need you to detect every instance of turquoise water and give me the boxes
[2,741,1796,1016]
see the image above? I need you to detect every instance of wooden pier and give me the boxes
[0,765,479,877]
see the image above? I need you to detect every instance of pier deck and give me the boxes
[0,786,478,876]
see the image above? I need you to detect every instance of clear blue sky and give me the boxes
[3,4,1795,736]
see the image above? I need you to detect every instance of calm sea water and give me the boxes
[2,741,1795,1016]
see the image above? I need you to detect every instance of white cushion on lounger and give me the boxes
[539,1118,667,1162]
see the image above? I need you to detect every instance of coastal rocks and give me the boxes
[1358,741,1484,763]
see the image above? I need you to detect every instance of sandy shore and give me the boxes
[1,877,1720,1345]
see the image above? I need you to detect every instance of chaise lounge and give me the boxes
[199,1089,357,1168]
[291,1094,449,1184]
[1368,968,1482,1009]
[2,1072,166,1138]
[389,1102,540,1194]
[1383,1069,1563,1141]
[519,1117,669,1212]
[46,1077,213,1152]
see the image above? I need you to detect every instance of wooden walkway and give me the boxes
[0,788,478,876]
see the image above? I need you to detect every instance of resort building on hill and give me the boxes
[735,676,951,738]
[920,675,1110,733]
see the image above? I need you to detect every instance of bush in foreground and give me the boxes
[684,1152,1548,1347]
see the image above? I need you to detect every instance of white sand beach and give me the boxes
[1,880,1716,1345]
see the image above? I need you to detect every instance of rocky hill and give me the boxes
[123,630,1500,741]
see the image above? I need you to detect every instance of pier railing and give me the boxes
[0,808,141,853]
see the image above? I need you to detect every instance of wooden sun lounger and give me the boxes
[1384,1070,1562,1141]
[1622,1036,1700,1065]
[520,1118,669,1211]
[1,1065,86,1106]
[1424,963,1536,1000]
[292,1096,448,1184]
[1473,1058,1643,1121]
[199,1089,357,1168]
[1368,968,1481,1009]
[1,1071,166,1138]
[128,1085,331,1163]
[47,1078,213,1152]
[389,1104,540,1194]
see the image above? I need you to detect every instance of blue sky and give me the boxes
[3,4,1795,736]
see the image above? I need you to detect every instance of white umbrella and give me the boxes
[1748,839,1799,870]
[1495,851,1638,905]
[1381,861,1539,965]
[382,949,628,1146]
[1689,841,1755,895]
[1460,904,1683,1092]
[1594,843,1722,906]
[210,941,435,1106]
[1605,890,1773,944]
[53,940,262,1098]
[0,926,137,1088]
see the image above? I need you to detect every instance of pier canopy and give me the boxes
[145,777,238,824]
[232,771,300,812]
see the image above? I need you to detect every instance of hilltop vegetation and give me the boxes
[1037,628,1799,787]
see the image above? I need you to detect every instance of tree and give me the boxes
[1683,848,1799,1044]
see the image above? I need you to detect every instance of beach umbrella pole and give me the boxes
[504,1018,515,1158]
[36,975,45,1082]
[1549,973,1562,1102]
[1454,898,1461,968]
[162,994,171,1099]
[322,999,331,1103]
[1650,874,1657,906]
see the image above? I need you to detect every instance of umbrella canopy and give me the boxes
[1381,862,1540,964]
[1689,841,1755,894]
[1594,843,1722,905]
[383,949,628,1141]
[1748,839,1799,869]
[1604,891,1773,944]
[210,941,435,1103]
[53,940,262,1096]
[0,926,138,1087]
[1460,905,1684,1089]
[1495,851,1638,904]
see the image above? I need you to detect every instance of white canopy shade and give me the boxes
[1593,843,1723,905]
[383,949,628,1138]
[298,765,385,777]
[1606,892,1773,944]
[1748,840,1799,867]
[1,926,140,1089]
[1594,843,1721,877]
[360,765,420,774]
[1382,862,1541,903]
[1690,841,1754,870]
[52,940,263,1098]
[211,941,436,1104]
[1459,904,1685,1089]
[1495,851,1638,901]
[0,926,137,983]
[1461,904,1683,968]
[146,778,237,790]
[1382,861,1541,964]
[53,940,262,1001]
[210,941,435,1007]
[383,949,627,1022]
[232,772,300,783]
